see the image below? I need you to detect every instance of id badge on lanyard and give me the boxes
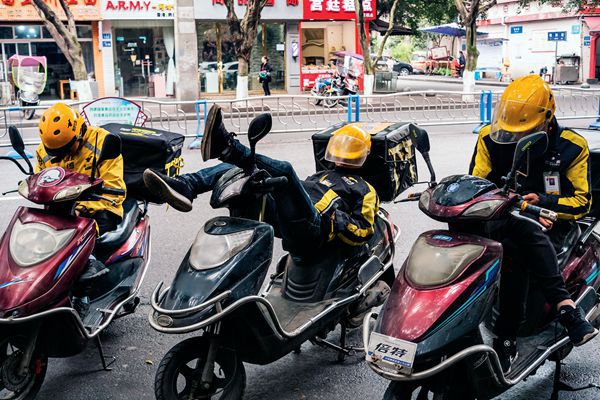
[544,153,561,195]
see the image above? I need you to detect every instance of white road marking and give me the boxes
[0,196,22,202]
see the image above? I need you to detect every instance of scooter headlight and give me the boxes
[9,220,75,267]
[53,184,91,202]
[189,229,254,270]
[217,177,249,203]
[405,235,483,287]
[17,180,29,199]
[462,200,505,218]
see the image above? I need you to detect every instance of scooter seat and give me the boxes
[552,222,581,270]
[96,197,140,251]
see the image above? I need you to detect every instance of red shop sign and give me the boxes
[303,0,375,20]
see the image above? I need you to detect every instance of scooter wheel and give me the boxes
[382,382,416,400]
[155,337,245,400]
[0,336,48,400]
[22,109,35,120]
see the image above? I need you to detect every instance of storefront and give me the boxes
[100,0,175,97]
[299,0,375,91]
[0,0,101,99]
[195,0,302,94]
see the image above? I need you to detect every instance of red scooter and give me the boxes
[364,129,600,399]
[0,127,151,399]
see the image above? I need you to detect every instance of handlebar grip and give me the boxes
[519,201,558,222]
[407,192,422,200]
[102,187,126,196]
[263,176,288,188]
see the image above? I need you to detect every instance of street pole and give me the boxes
[554,40,558,84]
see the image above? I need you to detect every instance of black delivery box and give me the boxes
[312,122,417,202]
[102,123,185,202]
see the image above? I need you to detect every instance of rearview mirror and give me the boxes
[248,113,272,149]
[9,125,26,158]
[511,131,548,173]
[408,123,430,154]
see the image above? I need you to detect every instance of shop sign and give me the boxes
[102,40,111,47]
[101,0,174,19]
[303,0,375,20]
[0,0,101,20]
[572,24,580,34]
[510,26,522,34]
[584,36,591,46]
[196,0,302,20]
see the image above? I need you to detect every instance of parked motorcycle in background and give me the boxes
[7,55,47,120]
[311,75,332,106]
[0,127,151,399]
[323,69,359,108]
[364,129,600,400]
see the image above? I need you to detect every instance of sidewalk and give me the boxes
[397,74,599,89]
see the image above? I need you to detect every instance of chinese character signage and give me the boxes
[0,0,100,20]
[195,0,302,20]
[303,0,375,20]
[510,26,522,34]
[102,0,174,19]
[82,97,148,127]
[547,31,566,41]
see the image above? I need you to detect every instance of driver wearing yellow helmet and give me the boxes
[470,75,597,373]
[142,105,379,255]
[36,102,126,316]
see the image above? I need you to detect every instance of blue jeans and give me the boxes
[180,142,322,255]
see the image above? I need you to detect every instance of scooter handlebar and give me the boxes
[101,186,126,196]
[517,200,558,222]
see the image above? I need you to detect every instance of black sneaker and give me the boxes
[493,337,518,374]
[72,296,90,318]
[79,259,109,283]
[559,305,599,346]
[143,169,194,212]
[201,105,235,162]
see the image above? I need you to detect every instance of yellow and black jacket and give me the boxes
[35,126,126,219]
[303,169,380,246]
[469,121,591,220]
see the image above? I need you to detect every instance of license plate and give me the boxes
[366,332,417,373]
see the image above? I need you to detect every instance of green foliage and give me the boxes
[377,0,458,31]
[390,40,414,62]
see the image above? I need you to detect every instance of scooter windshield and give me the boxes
[430,175,496,207]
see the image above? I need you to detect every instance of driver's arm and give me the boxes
[469,128,492,179]
[34,144,47,173]
[333,182,379,246]
[538,141,591,220]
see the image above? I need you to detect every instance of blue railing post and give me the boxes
[354,95,360,122]
[347,94,360,123]
[188,100,208,149]
[473,90,491,134]
[589,97,600,130]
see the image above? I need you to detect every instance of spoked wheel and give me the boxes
[155,337,245,400]
[0,336,48,400]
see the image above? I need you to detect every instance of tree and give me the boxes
[223,0,267,98]
[30,0,87,81]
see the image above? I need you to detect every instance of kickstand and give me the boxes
[550,360,600,400]
[95,336,116,371]
[311,322,363,362]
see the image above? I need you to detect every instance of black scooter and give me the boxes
[149,115,399,399]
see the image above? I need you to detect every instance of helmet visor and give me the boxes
[490,99,551,144]
[325,134,369,168]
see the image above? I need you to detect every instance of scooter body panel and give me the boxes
[0,206,96,317]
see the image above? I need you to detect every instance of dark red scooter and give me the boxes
[363,129,600,399]
[0,127,151,399]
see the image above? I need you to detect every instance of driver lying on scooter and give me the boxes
[470,75,598,373]
[143,105,379,256]
[36,103,126,315]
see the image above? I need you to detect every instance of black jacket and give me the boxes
[469,119,591,220]
[259,63,272,83]
[302,169,380,246]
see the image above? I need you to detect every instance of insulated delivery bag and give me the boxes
[312,122,417,202]
[102,123,184,202]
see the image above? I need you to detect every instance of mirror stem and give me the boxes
[422,152,436,187]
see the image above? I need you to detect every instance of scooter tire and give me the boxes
[155,337,245,400]
[0,337,47,400]
[382,382,415,400]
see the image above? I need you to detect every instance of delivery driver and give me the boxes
[36,103,126,316]
[470,75,597,373]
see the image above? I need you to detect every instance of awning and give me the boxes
[370,19,412,36]
[584,17,600,33]
[420,22,488,38]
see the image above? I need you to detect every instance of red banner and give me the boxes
[303,0,375,20]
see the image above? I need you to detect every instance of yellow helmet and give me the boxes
[325,124,371,168]
[490,74,556,144]
[39,103,85,156]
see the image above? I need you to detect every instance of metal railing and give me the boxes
[1,86,600,148]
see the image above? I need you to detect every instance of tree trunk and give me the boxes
[465,20,479,72]
[69,41,88,80]
[238,58,249,77]
[355,0,373,75]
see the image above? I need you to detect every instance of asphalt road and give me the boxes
[1,120,600,400]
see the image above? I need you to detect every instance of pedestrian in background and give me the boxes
[259,56,272,96]
[458,51,466,77]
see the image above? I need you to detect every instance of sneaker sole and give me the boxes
[573,328,599,346]
[143,170,193,212]
[201,105,221,162]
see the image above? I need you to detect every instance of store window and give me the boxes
[197,22,286,94]
[15,25,41,40]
